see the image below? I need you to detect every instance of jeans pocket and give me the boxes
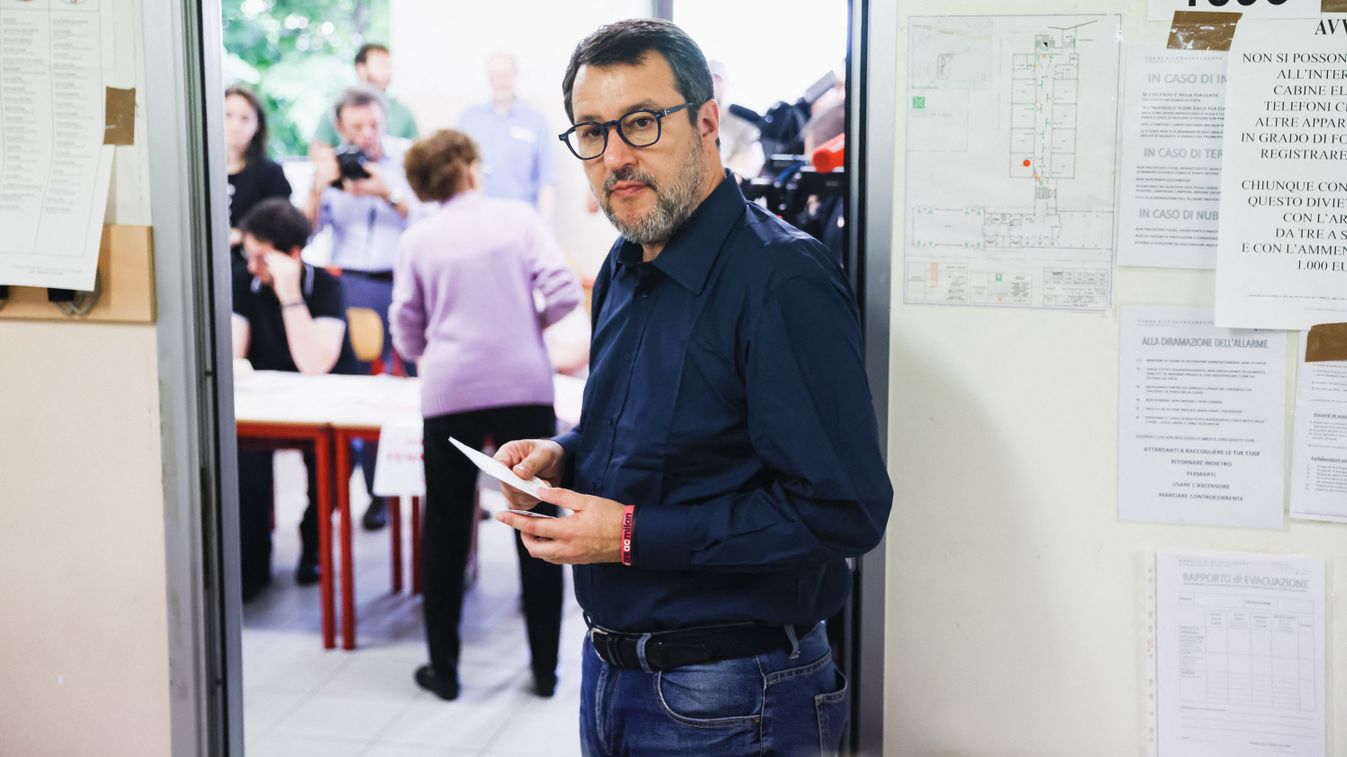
[655,657,765,728]
[814,668,849,757]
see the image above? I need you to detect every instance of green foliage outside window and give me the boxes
[222,0,390,158]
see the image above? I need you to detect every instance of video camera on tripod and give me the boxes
[731,71,848,262]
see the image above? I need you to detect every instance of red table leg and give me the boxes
[334,430,356,650]
[411,496,422,595]
[313,429,335,650]
[390,496,403,593]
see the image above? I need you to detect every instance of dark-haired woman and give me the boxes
[390,129,581,701]
[225,86,292,257]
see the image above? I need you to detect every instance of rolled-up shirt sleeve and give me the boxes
[632,270,893,571]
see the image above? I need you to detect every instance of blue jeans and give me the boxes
[579,623,849,756]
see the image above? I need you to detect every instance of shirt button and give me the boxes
[624,353,633,363]
[607,417,616,427]
[640,291,649,299]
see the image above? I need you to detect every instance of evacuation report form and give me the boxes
[1156,551,1325,757]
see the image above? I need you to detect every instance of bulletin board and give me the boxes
[884,1,1343,755]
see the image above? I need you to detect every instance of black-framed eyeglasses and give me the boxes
[558,102,700,160]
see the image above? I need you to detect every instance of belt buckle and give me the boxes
[590,627,621,667]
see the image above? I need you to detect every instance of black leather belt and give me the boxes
[589,622,815,672]
[340,269,394,282]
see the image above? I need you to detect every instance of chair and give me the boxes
[346,306,385,367]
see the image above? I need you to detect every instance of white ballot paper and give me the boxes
[1215,18,1347,329]
[448,436,553,512]
[1117,47,1228,270]
[1290,333,1347,523]
[1156,551,1325,757]
[904,15,1120,311]
[1119,307,1286,528]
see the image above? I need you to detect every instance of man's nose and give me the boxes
[602,131,637,172]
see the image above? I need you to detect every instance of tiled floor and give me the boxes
[242,451,588,756]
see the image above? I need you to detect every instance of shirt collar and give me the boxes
[613,170,745,295]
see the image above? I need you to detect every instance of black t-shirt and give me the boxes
[232,263,361,375]
[228,158,292,229]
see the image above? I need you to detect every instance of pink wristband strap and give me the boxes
[620,505,635,566]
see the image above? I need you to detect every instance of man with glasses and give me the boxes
[492,19,891,756]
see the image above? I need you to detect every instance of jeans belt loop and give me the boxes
[784,623,801,659]
[603,632,621,668]
[635,633,655,674]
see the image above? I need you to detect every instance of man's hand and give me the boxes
[495,487,625,565]
[346,162,390,199]
[266,251,303,303]
[311,147,340,189]
[493,439,566,509]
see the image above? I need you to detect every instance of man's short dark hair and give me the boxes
[239,198,310,254]
[333,85,387,124]
[354,43,390,66]
[561,19,713,125]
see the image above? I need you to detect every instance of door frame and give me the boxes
[148,1,897,753]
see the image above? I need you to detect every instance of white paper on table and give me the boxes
[1117,46,1227,270]
[372,421,425,498]
[1290,332,1347,523]
[449,437,550,501]
[1155,551,1325,757]
[903,14,1120,311]
[1118,307,1286,529]
[1214,18,1347,330]
[1146,0,1320,22]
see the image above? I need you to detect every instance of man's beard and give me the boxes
[598,139,704,246]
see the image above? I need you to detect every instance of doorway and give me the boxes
[151,0,893,753]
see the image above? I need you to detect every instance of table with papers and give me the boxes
[234,368,583,650]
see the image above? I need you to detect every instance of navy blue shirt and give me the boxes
[556,173,892,632]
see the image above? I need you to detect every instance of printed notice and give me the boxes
[904,15,1120,311]
[1215,18,1347,329]
[1156,551,1325,757]
[0,0,117,290]
[1118,47,1228,269]
[1119,307,1286,528]
[1290,332,1347,522]
[1148,0,1321,22]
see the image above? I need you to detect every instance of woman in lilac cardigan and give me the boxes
[391,129,582,701]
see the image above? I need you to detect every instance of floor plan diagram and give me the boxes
[905,15,1121,310]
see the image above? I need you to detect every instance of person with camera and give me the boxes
[304,85,415,540]
[492,19,891,756]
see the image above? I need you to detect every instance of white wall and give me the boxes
[884,3,1345,756]
[0,1,173,754]
[389,0,649,277]
[673,0,849,116]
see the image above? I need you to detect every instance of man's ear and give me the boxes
[289,246,305,259]
[699,98,721,145]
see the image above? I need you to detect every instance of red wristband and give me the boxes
[620,505,635,566]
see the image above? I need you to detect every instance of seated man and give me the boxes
[232,198,360,600]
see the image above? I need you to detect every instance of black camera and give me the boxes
[331,147,371,187]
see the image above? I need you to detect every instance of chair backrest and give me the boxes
[346,307,384,363]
